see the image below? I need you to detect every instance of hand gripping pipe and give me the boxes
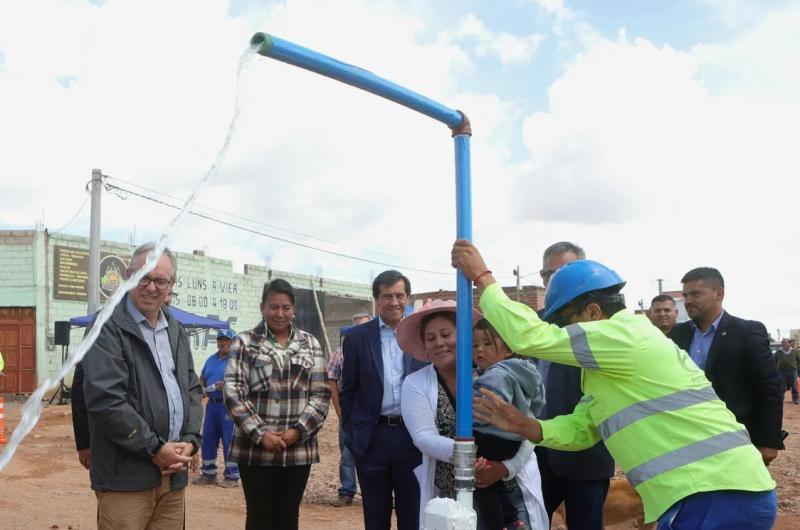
[250,31,476,501]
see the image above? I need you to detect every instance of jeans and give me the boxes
[657,489,777,530]
[779,369,798,401]
[338,419,357,498]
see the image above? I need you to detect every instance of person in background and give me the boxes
[82,242,202,530]
[534,241,614,530]
[194,328,240,487]
[72,282,178,471]
[774,338,800,405]
[668,267,784,466]
[224,279,330,530]
[340,270,426,530]
[328,312,372,507]
[649,294,679,335]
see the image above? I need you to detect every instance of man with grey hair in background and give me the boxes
[535,242,614,530]
[82,242,203,530]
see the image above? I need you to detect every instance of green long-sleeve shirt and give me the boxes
[774,348,800,371]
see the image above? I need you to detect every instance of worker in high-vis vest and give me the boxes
[451,240,777,529]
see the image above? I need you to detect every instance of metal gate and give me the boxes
[0,307,36,394]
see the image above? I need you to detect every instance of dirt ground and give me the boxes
[0,395,798,530]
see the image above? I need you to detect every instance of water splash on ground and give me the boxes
[0,44,258,472]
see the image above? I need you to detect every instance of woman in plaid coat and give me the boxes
[224,279,331,530]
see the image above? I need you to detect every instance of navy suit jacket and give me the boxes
[538,361,615,480]
[668,312,784,449]
[535,308,614,480]
[339,317,426,462]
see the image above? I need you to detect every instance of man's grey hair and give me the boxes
[352,312,371,321]
[129,242,178,278]
[542,241,586,266]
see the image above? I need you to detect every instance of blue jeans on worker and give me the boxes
[338,419,357,498]
[201,399,239,480]
[657,489,776,530]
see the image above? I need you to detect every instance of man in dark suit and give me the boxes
[340,270,425,530]
[536,242,614,530]
[668,267,784,466]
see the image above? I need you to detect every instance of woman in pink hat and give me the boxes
[397,300,548,530]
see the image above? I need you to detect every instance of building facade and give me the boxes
[0,229,372,393]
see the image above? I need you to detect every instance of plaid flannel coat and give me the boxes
[224,321,331,466]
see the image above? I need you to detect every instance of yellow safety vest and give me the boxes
[480,284,775,523]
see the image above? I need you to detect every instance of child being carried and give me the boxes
[472,318,545,530]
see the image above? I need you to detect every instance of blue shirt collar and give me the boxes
[126,296,168,331]
[690,309,725,335]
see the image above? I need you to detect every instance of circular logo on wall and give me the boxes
[99,255,128,299]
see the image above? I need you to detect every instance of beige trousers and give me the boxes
[95,476,185,530]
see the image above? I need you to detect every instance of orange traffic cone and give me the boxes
[0,396,8,444]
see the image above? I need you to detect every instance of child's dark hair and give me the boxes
[473,318,514,356]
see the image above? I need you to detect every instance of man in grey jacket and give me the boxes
[83,243,203,530]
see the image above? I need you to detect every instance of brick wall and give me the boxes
[414,285,546,312]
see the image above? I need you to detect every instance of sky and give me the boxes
[1,0,799,337]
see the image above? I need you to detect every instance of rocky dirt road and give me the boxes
[0,395,797,529]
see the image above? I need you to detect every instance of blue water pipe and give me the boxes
[250,31,476,493]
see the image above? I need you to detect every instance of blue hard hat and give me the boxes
[542,260,626,321]
[217,328,236,340]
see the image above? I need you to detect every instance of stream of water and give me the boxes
[0,44,258,472]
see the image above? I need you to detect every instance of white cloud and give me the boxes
[1,0,799,336]
[529,0,573,21]
[504,7,800,333]
[440,14,545,66]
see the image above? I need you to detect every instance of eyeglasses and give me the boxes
[540,269,557,281]
[138,275,173,291]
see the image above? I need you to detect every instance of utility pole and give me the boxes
[657,278,664,294]
[87,169,103,314]
[513,266,521,301]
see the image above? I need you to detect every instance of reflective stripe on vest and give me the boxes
[598,386,719,440]
[565,324,599,370]
[626,429,751,486]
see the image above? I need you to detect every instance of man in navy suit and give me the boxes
[340,270,425,530]
[668,267,784,466]
[536,242,614,530]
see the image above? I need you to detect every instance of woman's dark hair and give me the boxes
[261,278,295,305]
[419,311,456,341]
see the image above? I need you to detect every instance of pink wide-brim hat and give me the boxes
[396,299,483,362]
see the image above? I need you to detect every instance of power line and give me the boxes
[50,189,90,235]
[104,181,460,277]
[104,174,411,262]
